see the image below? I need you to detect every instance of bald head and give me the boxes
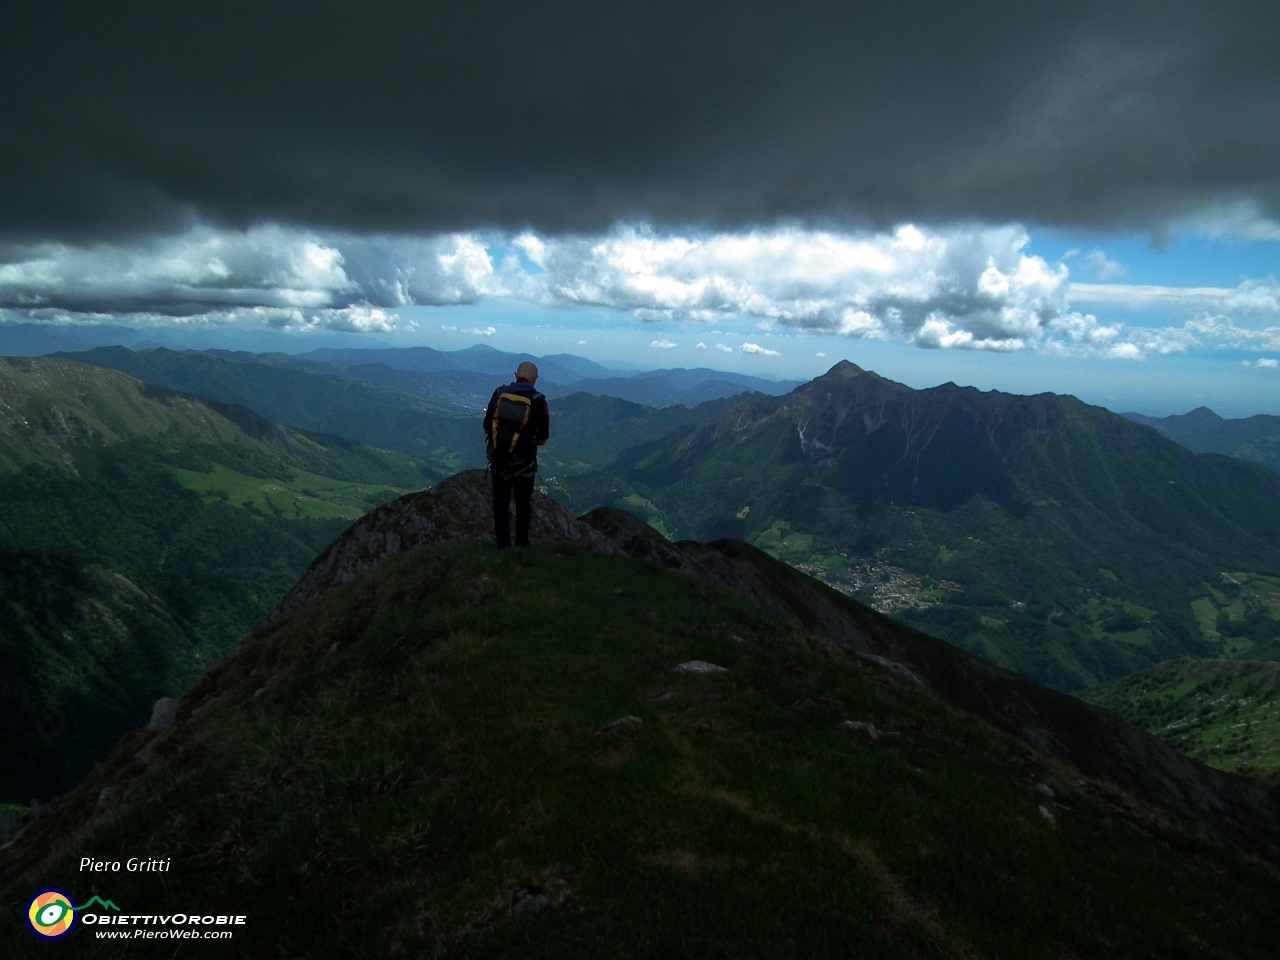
[515,362,539,383]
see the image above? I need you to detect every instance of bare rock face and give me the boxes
[269,470,613,623]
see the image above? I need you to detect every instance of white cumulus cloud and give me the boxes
[0,227,501,330]
[1106,343,1144,361]
[524,223,1071,352]
[741,342,780,356]
[650,338,677,349]
[1084,249,1127,280]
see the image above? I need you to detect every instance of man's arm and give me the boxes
[482,390,499,435]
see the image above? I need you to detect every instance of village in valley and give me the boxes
[794,555,963,615]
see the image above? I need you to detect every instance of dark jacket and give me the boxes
[483,378,549,469]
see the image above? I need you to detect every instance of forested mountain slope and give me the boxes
[561,362,1280,691]
[0,357,439,805]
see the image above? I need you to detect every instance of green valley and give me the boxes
[55,346,737,479]
[1079,658,1280,786]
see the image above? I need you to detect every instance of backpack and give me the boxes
[486,389,544,478]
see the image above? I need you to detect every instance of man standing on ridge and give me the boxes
[483,361,550,549]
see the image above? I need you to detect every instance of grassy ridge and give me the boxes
[3,542,1278,958]
[1079,658,1280,786]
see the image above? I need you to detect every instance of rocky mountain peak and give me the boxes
[820,359,869,379]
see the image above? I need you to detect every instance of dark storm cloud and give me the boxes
[2,1,1278,242]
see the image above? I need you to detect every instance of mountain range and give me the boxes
[1125,407,1280,476]
[560,362,1280,692]
[5,347,1280,818]
[46,346,752,475]
[55,343,799,414]
[3,472,1278,957]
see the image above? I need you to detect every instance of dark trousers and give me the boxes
[492,473,535,548]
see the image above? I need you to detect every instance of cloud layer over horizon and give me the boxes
[4,222,1278,359]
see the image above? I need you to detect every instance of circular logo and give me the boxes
[27,889,77,940]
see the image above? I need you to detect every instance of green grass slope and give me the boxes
[0,550,266,805]
[560,362,1280,692]
[1079,658,1280,787]
[2,541,1278,958]
[0,357,440,585]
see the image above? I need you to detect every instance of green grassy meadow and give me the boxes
[1079,658,1280,785]
[173,463,403,521]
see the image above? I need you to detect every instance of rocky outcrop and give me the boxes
[268,470,613,623]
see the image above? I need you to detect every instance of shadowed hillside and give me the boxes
[0,357,441,805]
[0,551,265,804]
[4,473,1277,958]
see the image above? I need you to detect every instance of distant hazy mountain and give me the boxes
[1123,406,1280,475]
[297,344,798,407]
[540,392,746,477]
[541,368,799,407]
[561,361,1280,691]
[299,343,617,384]
[50,346,752,475]
[0,320,155,355]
